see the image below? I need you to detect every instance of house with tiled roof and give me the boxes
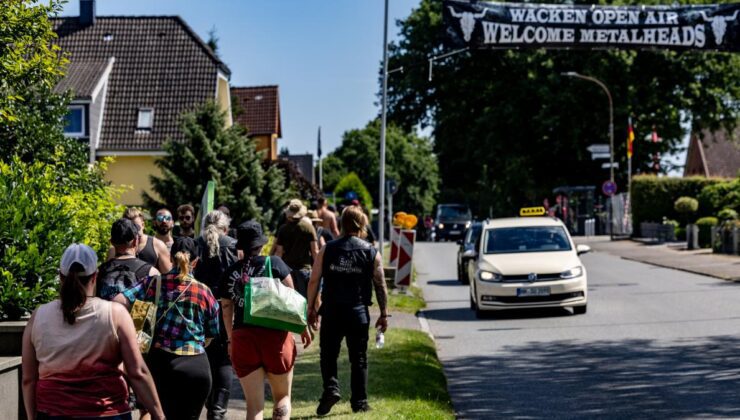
[684,127,740,178]
[52,0,232,205]
[231,85,282,161]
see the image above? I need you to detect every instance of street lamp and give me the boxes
[562,71,615,239]
[561,72,614,183]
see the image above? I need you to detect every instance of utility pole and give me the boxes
[378,0,389,254]
[562,71,614,239]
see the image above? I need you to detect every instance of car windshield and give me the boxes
[438,206,471,220]
[484,226,572,254]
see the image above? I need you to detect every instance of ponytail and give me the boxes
[174,251,191,280]
[60,262,93,325]
[204,224,221,258]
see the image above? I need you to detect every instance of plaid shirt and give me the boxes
[123,271,219,356]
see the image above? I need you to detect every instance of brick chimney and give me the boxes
[80,0,96,26]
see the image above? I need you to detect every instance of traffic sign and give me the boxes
[591,152,611,160]
[601,162,619,169]
[587,144,610,154]
[602,180,618,196]
[387,179,398,195]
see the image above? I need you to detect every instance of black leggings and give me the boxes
[147,348,212,420]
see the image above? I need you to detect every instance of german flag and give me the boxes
[627,117,635,159]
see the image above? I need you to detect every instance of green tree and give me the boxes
[334,172,374,212]
[386,0,740,217]
[0,0,89,170]
[144,102,289,228]
[330,120,440,215]
[319,154,348,194]
[0,156,123,320]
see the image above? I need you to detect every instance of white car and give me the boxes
[469,213,590,318]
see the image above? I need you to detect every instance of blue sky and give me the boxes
[60,0,420,156]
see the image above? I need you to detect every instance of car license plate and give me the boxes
[517,287,551,297]
[450,230,461,235]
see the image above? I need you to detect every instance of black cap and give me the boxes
[111,218,139,245]
[236,220,268,251]
[171,236,198,259]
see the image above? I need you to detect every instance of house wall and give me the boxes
[103,155,163,206]
[252,134,278,161]
[216,75,232,128]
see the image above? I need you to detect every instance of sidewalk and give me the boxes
[197,310,422,420]
[575,236,740,281]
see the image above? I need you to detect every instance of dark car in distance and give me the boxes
[456,221,482,284]
[433,204,472,242]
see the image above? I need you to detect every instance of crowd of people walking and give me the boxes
[21,197,389,420]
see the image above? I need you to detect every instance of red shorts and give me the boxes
[231,326,296,377]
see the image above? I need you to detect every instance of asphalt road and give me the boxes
[416,242,740,419]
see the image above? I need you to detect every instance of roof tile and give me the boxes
[231,86,281,137]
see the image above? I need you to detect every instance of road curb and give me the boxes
[619,255,740,282]
[416,310,435,342]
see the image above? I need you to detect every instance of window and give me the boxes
[484,226,572,254]
[137,108,153,130]
[63,106,85,137]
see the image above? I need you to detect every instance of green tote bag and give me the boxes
[243,257,308,334]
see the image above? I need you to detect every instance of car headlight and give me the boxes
[465,221,472,228]
[479,270,503,282]
[438,223,445,229]
[560,266,583,279]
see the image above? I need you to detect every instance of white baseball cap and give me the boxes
[59,243,98,277]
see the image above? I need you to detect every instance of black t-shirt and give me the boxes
[220,255,292,329]
[316,226,334,244]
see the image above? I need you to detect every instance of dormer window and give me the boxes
[63,105,85,137]
[137,108,153,130]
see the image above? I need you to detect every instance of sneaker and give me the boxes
[316,392,341,416]
[352,402,372,413]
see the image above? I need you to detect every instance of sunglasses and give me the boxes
[179,215,193,221]
[156,215,172,221]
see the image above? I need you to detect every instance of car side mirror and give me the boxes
[576,244,591,255]
[462,249,477,258]
[456,239,463,245]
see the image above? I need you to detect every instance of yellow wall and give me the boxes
[103,155,162,206]
[217,76,232,128]
[252,134,278,161]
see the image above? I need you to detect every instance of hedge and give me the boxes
[334,172,374,214]
[631,175,724,236]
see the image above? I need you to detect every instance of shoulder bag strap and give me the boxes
[156,277,194,325]
[265,256,273,279]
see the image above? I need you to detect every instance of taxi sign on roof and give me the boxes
[520,207,546,217]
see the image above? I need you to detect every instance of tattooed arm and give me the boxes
[372,251,389,332]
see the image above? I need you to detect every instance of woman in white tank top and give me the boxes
[21,243,165,420]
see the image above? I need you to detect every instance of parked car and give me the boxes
[469,211,590,318]
[456,222,482,284]
[433,204,472,242]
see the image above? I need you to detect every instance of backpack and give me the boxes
[97,259,152,301]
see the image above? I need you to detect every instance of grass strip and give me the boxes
[279,328,453,419]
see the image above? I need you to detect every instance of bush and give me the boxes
[631,176,724,236]
[695,217,718,248]
[0,156,123,320]
[717,208,739,221]
[334,172,374,213]
[663,219,682,240]
[674,197,699,215]
[698,178,740,215]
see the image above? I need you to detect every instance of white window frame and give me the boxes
[63,105,86,138]
[137,108,154,130]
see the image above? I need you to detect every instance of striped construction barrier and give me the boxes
[394,229,416,288]
[389,226,401,268]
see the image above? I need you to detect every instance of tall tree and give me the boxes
[386,0,740,217]
[144,102,289,228]
[329,120,440,216]
[0,0,88,171]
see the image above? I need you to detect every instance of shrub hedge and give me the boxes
[334,172,374,214]
[631,175,725,236]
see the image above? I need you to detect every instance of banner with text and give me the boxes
[444,1,740,52]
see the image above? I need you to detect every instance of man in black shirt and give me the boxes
[307,206,389,416]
